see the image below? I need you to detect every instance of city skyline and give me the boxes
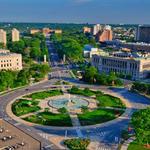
[0,0,150,24]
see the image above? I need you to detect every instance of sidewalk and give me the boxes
[121,137,136,150]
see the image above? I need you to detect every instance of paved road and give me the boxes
[0,37,150,150]
[1,79,150,149]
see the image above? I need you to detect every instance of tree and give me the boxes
[83,66,98,83]
[108,72,117,86]
[8,40,25,54]
[96,72,108,85]
[132,82,148,94]
[15,69,30,86]
[131,108,150,144]
[0,42,6,49]
[58,107,67,114]
[0,71,16,91]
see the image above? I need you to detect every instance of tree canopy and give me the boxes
[131,108,150,144]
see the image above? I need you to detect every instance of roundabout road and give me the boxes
[0,78,150,149]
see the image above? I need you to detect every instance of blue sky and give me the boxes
[0,0,149,24]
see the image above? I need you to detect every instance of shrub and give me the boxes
[58,107,67,114]
[64,138,90,150]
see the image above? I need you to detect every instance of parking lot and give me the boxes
[0,119,41,150]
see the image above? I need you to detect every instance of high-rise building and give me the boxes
[93,24,101,36]
[136,25,150,43]
[98,25,113,42]
[0,29,7,46]
[12,28,20,42]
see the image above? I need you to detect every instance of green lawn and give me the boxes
[96,94,125,108]
[68,87,96,97]
[12,99,41,116]
[128,141,148,150]
[24,90,63,100]
[78,108,124,126]
[24,111,72,126]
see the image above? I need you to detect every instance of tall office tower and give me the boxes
[136,25,150,43]
[93,24,101,35]
[98,25,113,42]
[12,28,20,42]
[0,29,7,46]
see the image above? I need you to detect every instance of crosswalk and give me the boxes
[96,147,111,150]
[38,133,53,140]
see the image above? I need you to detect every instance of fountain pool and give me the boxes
[48,95,89,110]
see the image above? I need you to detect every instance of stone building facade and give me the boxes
[0,49,22,71]
[92,51,150,80]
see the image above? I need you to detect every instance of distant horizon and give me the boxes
[0,21,149,26]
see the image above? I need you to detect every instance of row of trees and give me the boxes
[0,64,50,92]
[7,33,48,61]
[131,82,150,95]
[51,30,97,62]
[82,66,123,86]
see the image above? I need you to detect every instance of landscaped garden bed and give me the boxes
[12,99,41,116]
[64,138,90,150]
[68,86,97,97]
[23,111,72,127]
[78,108,124,126]
[96,94,125,108]
[24,90,63,100]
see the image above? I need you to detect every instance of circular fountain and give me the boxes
[48,94,89,111]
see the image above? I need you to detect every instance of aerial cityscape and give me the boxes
[0,0,150,150]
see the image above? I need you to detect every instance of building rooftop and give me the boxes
[0,49,21,57]
[96,50,150,60]
[83,45,94,51]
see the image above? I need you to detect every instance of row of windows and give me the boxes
[93,57,139,70]
[0,63,19,68]
[102,59,128,68]
[0,59,19,63]
[143,64,150,69]
[102,67,138,77]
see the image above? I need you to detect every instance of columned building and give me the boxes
[92,51,150,80]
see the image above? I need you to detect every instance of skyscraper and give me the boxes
[98,25,113,42]
[0,29,7,46]
[93,24,101,36]
[12,28,20,42]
